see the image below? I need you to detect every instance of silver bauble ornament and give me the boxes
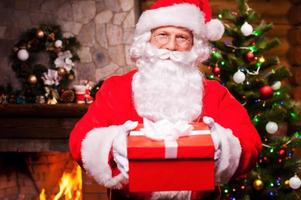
[55,40,63,48]
[289,175,301,190]
[17,49,29,61]
[241,22,253,36]
[272,81,281,90]
[265,121,278,134]
[233,70,246,84]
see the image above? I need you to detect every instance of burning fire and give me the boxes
[39,164,82,200]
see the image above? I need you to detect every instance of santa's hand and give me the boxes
[112,121,138,179]
[203,116,242,184]
[203,116,221,160]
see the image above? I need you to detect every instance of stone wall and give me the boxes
[0,0,138,89]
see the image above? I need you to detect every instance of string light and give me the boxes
[213,51,222,59]
[274,91,281,96]
[276,178,281,186]
[259,56,265,63]
[246,66,261,75]
[290,112,298,120]
[256,62,262,68]
[253,31,261,36]
[248,45,257,52]
[252,115,260,124]
[268,191,275,197]
[225,44,251,50]
[294,131,301,139]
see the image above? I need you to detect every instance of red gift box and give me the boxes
[127,122,215,192]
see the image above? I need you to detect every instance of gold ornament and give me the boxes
[36,30,45,38]
[57,67,66,76]
[284,180,290,188]
[35,95,46,104]
[48,33,56,41]
[68,74,75,80]
[28,75,38,85]
[253,179,264,190]
[47,97,57,104]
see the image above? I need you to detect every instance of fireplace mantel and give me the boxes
[0,104,89,152]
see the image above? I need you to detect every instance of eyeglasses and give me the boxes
[152,33,192,48]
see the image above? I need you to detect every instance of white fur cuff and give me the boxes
[81,125,126,189]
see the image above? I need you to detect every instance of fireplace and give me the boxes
[0,104,107,200]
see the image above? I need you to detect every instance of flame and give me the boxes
[39,165,82,200]
[39,189,46,200]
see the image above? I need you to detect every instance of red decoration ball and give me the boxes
[246,51,255,62]
[259,85,273,99]
[278,149,286,156]
[213,67,221,75]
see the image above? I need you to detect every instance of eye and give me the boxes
[177,35,188,40]
[157,33,167,37]
[176,35,189,43]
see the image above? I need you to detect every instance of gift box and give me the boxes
[127,122,215,192]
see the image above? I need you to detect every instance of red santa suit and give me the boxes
[69,69,262,195]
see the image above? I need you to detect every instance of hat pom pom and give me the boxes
[205,19,225,41]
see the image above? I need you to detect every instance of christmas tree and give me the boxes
[203,0,301,199]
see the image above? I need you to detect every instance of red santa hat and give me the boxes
[135,0,224,41]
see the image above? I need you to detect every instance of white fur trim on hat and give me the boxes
[135,3,224,41]
[136,3,206,36]
[81,125,126,189]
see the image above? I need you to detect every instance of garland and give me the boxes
[10,24,80,103]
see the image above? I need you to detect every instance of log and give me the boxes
[264,38,289,58]
[291,86,301,101]
[287,27,301,45]
[287,46,301,65]
[290,0,301,4]
[288,4,301,25]
[266,24,289,38]
[290,67,301,85]
[211,0,290,24]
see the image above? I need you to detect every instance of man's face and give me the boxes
[150,26,193,52]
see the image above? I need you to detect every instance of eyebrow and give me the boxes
[176,33,190,37]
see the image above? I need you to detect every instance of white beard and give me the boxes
[132,43,204,123]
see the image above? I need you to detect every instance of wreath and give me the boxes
[10,24,80,103]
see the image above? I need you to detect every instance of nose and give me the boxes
[164,36,176,51]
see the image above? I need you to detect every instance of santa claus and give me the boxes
[69,0,262,199]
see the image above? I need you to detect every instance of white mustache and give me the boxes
[144,43,197,65]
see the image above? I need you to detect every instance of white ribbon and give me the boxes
[130,118,210,158]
